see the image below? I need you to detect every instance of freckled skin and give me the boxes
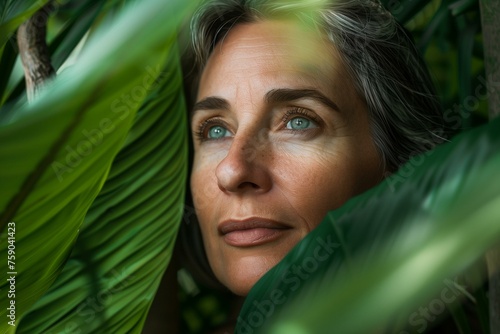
[190,20,384,296]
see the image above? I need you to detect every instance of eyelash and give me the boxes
[194,107,321,142]
[281,107,321,129]
[194,117,226,142]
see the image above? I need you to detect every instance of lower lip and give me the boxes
[223,228,289,247]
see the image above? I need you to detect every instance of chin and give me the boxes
[223,273,264,296]
[213,253,282,296]
[227,280,255,296]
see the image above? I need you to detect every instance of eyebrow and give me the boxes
[265,88,340,112]
[191,88,340,115]
[192,97,230,114]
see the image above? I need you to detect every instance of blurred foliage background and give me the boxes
[384,0,488,128]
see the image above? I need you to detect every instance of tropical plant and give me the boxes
[0,0,195,332]
[0,0,498,333]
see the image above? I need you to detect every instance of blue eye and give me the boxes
[283,108,320,131]
[286,117,313,130]
[208,125,229,139]
[195,118,232,142]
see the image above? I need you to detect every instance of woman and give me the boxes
[180,0,444,299]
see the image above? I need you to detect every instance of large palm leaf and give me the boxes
[0,0,194,332]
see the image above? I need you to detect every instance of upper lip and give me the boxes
[218,217,291,235]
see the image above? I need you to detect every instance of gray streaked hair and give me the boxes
[185,0,445,172]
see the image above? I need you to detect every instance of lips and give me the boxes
[218,217,291,247]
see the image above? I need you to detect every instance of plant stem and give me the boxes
[17,1,55,102]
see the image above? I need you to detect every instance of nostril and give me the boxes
[237,182,260,190]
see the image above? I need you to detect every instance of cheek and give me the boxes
[190,169,222,275]
[274,145,366,226]
[190,168,218,251]
[287,173,345,222]
[190,170,207,216]
[189,153,227,241]
[190,151,221,212]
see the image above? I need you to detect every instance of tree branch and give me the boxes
[17,2,55,102]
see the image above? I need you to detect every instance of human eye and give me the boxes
[194,118,232,142]
[282,107,320,131]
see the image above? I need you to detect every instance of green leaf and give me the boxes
[49,1,105,70]
[417,0,450,53]
[455,16,480,130]
[449,302,473,334]
[0,0,193,331]
[236,118,500,333]
[17,46,189,333]
[449,0,478,16]
[381,0,433,25]
[0,36,18,103]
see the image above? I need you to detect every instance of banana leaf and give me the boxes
[0,0,193,332]
[237,117,500,333]
[17,33,189,334]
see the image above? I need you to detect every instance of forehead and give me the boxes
[215,19,332,65]
[197,19,351,100]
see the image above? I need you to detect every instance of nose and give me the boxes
[215,136,272,194]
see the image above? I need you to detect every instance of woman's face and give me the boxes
[190,20,383,295]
